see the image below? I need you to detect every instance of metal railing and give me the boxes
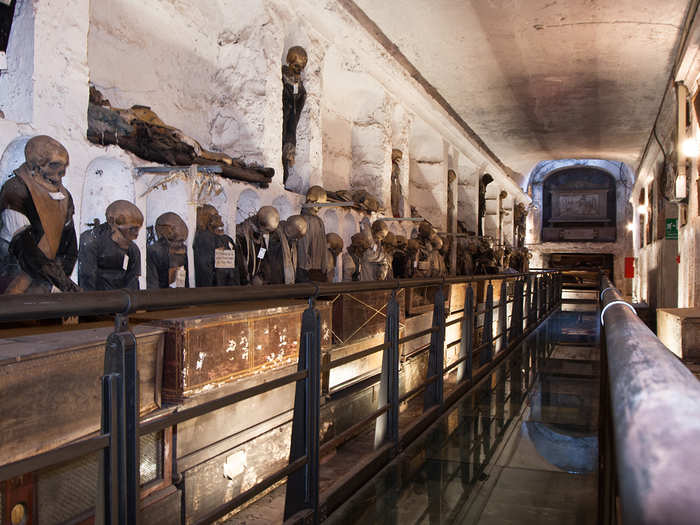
[0,270,562,524]
[599,275,700,525]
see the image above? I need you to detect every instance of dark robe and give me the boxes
[78,223,140,290]
[392,250,410,279]
[296,209,328,282]
[282,66,307,183]
[146,238,189,289]
[193,230,240,287]
[259,222,297,285]
[235,219,267,285]
[0,172,77,293]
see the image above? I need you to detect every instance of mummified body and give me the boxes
[147,212,189,289]
[236,206,280,285]
[79,200,143,290]
[0,136,79,294]
[193,204,239,287]
[259,214,307,285]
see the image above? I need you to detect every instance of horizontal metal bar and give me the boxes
[135,165,223,174]
[140,370,307,435]
[327,342,388,370]
[320,404,390,457]
[397,326,438,345]
[194,455,308,525]
[0,434,109,482]
[445,316,464,328]
[443,353,470,374]
[600,276,700,525]
[0,272,555,322]
[302,202,356,208]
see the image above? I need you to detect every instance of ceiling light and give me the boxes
[626,222,634,232]
[637,205,648,215]
[682,138,700,158]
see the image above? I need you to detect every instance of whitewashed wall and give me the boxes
[0,0,528,287]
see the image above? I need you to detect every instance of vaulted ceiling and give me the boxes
[353,0,692,184]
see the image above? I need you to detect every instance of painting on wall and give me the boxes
[550,189,609,222]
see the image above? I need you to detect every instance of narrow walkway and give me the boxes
[326,301,600,524]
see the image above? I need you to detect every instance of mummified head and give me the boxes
[197,204,225,235]
[286,46,308,76]
[285,215,308,241]
[155,212,188,255]
[326,232,344,257]
[106,200,143,249]
[25,135,69,192]
[257,206,280,234]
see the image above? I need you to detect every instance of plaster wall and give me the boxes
[0,0,529,290]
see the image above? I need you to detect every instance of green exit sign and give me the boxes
[666,218,678,240]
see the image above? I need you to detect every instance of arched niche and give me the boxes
[236,189,260,224]
[81,156,135,232]
[322,209,339,235]
[0,134,32,186]
[272,195,294,221]
[541,167,617,242]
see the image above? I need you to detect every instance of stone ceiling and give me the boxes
[352,0,691,184]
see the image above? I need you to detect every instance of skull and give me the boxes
[418,220,433,240]
[326,232,344,257]
[406,239,421,256]
[25,135,69,192]
[391,149,403,163]
[305,185,327,214]
[196,204,224,235]
[257,206,280,234]
[430,235,443,251]
[382,231,397,255]
[106,200,143,250]
[395,235,408,251]
[155,212,188,256]
[371,220,389,243]
[286,46,308,76]
[349,232,371,256]
[285,214,308,240]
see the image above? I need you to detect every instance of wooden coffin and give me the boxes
[132,300,332,404]
[0,324,165,464]
[448,282,478,314]
[406,285,451,316]
[331,289,405,345]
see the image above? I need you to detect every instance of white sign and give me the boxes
[215,249,236,269]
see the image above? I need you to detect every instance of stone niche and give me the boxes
[541,168,617,242]
[657,308,700,360]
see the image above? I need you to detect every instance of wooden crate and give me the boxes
[331,289,405,345]
[0,324,164,465]
[406,285,451,316]
[132,300,332,404]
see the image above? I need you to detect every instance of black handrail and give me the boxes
[599,275,700,525]
[0,272,555,322]
[0,270,562,525]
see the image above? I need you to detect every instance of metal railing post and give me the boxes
[102,314,139,525]
[480,282,494,366]
[456,284,474,383]
[98,373,125,525]
[538,275,546,319]
[531,275,538,325]
[284,300,321,523]
[375,291,400,448]
[510,279,524,343]
[497,281,507,353]
[424,286,446,410]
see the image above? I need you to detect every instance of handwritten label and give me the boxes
[293,82,299,95]
[215,248,236,269]
[418,261,430,271]
[122,254,129,271]
[257,247,267,259]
